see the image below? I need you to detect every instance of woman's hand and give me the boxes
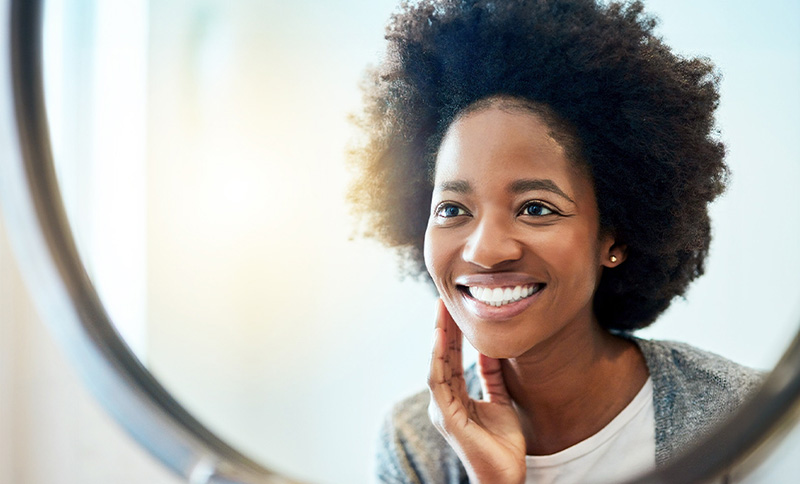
[427,299,527,484]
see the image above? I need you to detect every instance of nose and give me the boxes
[461,214,523,269]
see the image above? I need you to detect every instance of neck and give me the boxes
[500,315,647,455]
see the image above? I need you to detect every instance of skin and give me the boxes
[424,100,649,484]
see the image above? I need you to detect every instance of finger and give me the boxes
[439,302,469,402]
[436,300,454,383]
[444,304,463,374]
[430,300,475,430]
[428,324,464,430]
[428,325,446,386]
[477,353,512,405]
[429,301,453,398]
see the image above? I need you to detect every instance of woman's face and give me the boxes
[423,104,622,359]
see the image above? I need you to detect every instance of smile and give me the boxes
[465,284,544,307]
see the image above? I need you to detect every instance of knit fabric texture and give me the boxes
[376,338,764,484]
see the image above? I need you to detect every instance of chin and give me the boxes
[464,331,530,360]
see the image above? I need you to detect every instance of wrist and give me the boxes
[465,468,525,484]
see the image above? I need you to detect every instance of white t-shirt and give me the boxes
[525,378,655,484]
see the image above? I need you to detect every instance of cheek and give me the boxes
[545,227,603,291]
[423,224,441,284]
[424,225,460,291]
[423,229,434,272]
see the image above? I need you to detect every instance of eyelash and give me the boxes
[519,201,558,217]
[433,200,559,219]
[434,203,468,218]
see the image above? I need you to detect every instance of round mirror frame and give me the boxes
[1,0,799,483]
[1,1,293,483]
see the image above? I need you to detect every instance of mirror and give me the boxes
[16,0,800,482]
[41,1,431,482]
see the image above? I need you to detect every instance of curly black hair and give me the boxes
[348,0,727,331]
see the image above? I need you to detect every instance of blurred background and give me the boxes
[1,0,799,483]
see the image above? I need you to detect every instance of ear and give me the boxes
[600,237,627,268]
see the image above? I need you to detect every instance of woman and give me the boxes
[348,1,762,483]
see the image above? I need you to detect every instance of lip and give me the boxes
[455,272,542,288]
[456,279,546,321]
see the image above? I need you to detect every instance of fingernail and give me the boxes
[432,327,444,350]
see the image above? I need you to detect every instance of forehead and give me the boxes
[434,106,588,190]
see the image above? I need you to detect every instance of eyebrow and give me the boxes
[509,179,575,204]
[439,180,471,194]
[439,178,575,204]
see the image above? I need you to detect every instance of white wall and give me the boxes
[0,218,181,484]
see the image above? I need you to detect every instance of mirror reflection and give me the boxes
[41,1,800,483]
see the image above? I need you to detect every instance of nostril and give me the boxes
[462,234,523,268]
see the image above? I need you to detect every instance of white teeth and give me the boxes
[491,288,503,302]
[466,284,541,307]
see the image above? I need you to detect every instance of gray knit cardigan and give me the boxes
[376,338,763,484]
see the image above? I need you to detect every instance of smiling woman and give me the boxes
[426,101,617,360]
[347,1,765,483]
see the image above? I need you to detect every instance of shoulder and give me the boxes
[376,370,479,484]
[631,337,765,465]
[635,338,764,399]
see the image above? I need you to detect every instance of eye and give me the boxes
[434,203,469,218]
[520,201,555,217]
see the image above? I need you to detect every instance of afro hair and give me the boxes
[348,0,728,331]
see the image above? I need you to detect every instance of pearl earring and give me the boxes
[610,255,618,263]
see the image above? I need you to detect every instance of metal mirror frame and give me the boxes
[1,0,799,483]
